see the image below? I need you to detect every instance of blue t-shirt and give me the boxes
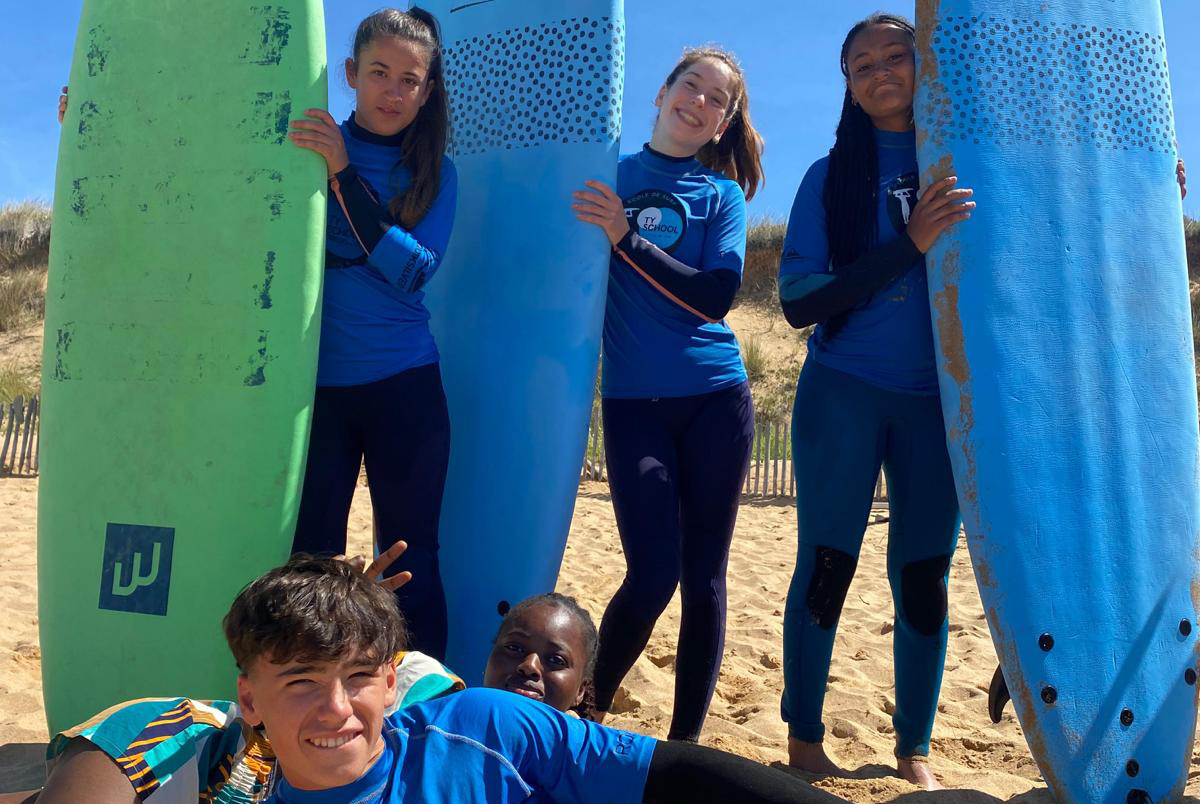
[266,688,656,804]
[779,128,938,394]
[318,116,458,387]
[601,146,748,399]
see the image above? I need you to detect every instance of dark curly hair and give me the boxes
[223,554,407,672]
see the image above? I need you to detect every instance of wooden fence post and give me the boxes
[787,415,794,497]
[0,400,14,475]
[2,397,24,475]
[18,397,35,475]
[772,420,782,497]
[765,421,775,497]
[32,396,40,474]
[748,422,758,496]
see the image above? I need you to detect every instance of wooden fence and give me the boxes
[580,406,888,503]
[0,395,39,477]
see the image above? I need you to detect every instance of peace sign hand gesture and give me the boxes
[337,539,412,593]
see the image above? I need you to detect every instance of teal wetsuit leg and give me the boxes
[782,358,884,743]
[881,388,961,758]
[781,358,960,757]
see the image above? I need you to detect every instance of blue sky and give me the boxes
[2,1,1197,219]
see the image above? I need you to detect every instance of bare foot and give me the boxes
[592,710,608,726]
[787,737,851,777]
[897,758,944,791]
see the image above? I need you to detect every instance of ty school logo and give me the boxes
[98,523,175,616]
[623,189,688,252]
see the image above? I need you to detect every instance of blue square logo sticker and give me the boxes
[98,523,175,616]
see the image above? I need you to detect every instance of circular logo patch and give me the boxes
[624,189,688,252]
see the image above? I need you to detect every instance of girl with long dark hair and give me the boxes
[287,7,455,661]
[571,47,764,742]
[777,14,974,788]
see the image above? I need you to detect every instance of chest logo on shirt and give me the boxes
[623,189,688,253]
[885,172,919,234]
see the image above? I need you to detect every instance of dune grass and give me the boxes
[739,334,767,387]
[0,362,39,406]
[1186,216,1198,280]
[0,203,51,335]
[738,216,787,308]
[0,270,47,333]
[0,202,51,273]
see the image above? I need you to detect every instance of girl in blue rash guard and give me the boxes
[286,8,456,661]
[572,47,764,743]
[776,14,976,789]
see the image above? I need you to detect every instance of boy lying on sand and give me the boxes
[23,555,845,804]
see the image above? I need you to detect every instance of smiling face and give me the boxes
[483,603,588,711]
[237,653,397,792]
[845,23,916,131]
[346,35,434,137]
[651,57,737,156]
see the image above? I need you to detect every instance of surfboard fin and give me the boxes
[987,663,1011,723]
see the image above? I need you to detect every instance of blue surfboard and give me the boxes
[420,0,624,681]
[915,2,1198,802]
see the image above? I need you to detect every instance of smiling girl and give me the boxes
[777,14,974,789]
[572,47,764,743]
[286,7,456,662]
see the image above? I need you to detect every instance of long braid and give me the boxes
[820,13,915,338]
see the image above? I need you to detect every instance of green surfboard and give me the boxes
[40,1,327,734]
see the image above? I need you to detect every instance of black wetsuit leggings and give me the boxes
[644,739,843,804]
[292,362,450,661]
[592,382,754,741]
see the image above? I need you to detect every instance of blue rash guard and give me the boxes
[778,128,938,395]
[267,688,656,804]
[319,113,458,387]
[602,145,748,399]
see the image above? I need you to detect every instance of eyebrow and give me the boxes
[371,59,425,77]
[851,40,911,62]
[273,662,377,678]
[501,629,573,655]
[683,71,730,102]
[275,664,321,678]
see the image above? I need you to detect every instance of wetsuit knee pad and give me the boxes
[805,546,859,629]
[900,554,952,636]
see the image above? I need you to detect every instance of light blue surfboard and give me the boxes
[915,2,1198,802]
[419,0,624,682]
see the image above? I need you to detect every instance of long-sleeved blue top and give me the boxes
[318,113,457,387]
[778,128,938,395]
[602,145,748,399]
